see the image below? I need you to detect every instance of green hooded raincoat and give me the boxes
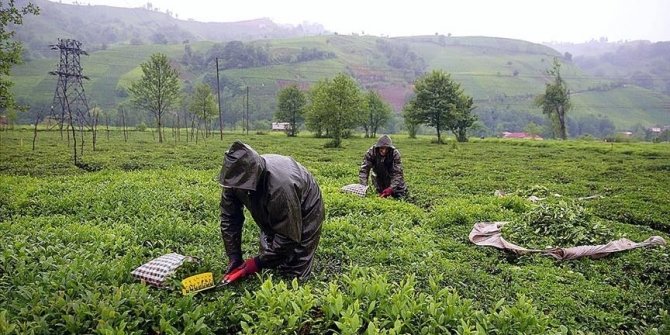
[219,141,324,279]
[359,135,407,197]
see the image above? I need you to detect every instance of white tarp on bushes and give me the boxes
[469,222,666,260]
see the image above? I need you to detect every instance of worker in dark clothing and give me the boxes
[219,141,324,283]
[359,134,407,198]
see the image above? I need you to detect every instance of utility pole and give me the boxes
[216,57,223,141]
[245,86,249,135]
[49,38,91,166]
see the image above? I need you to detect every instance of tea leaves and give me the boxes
[0,130,668,334]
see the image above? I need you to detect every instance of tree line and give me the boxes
[274,70,478,147]
[116,50,573,148]
[181,41,336,73]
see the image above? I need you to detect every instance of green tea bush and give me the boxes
[239,278,316,334]
[315,267,562,334]
[429,197,519,229]
[136,122,147,131]
[0,131,668,333]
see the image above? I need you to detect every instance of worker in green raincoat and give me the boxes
[219,141,324,283]
[359,134,408,198]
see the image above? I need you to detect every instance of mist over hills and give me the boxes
[15,0,327,57]
[9,0,670,136]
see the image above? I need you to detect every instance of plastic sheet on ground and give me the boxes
[469,222,666,260]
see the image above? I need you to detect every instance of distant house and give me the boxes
[618,131,633,138]
[502,132,543,140]
[272,122,291,131]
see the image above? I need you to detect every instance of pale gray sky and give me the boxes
[60,0,669,43]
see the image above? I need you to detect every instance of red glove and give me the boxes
[225,257,243,274]
[222,258,260,284]
[380,187,393,198]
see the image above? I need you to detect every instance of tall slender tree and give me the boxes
[535,58,571,140]
[129,53,180,143]
[362,91,392,138]
[402,100,420,139]
[188,83,217,138]
[304,81,327,138]
[449,94,477,142]
[275,84,306,137]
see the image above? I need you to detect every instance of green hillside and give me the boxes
[15,0,320,58]
[548,40,670,96]
[572,86,670,128]
[8,2,669,134]
[11,44,187,109]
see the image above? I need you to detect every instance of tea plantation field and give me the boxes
[0,130,668,334]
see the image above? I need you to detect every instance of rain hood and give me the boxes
[219,141,266,191]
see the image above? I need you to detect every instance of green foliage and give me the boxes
[503,199,616,248]
[316,268,559,334]
[214,41,271,70]
[402,101,419,139]
[275,84,306,137]
[451,94,477,142]
[362,91,392,138]
[535,58,572,140]
[524,121,543,138]
[0,0,39,110]
[569,40,670,95]
[128,53,181,143]
[136,122,147,131]
[305,73,364,147]
[188,82,218,136]
[0,131,668,333]
[408,70,476,143]
[240,278,315,334]
[8,32,670,130]
[295,47,336,63]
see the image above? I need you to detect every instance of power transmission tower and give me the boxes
[49,38,92,165]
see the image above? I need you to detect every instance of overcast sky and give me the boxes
[61,0,669,43]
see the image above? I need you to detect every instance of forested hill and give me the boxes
[8,0,670,136]
[14,0,326,58]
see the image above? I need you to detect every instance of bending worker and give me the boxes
[359,134,407,198]
[219,141,324,283]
